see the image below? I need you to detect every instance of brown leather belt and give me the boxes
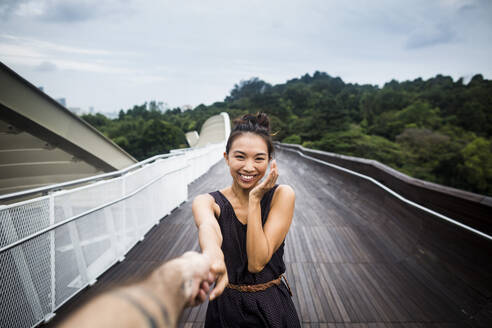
[226,274,293,296]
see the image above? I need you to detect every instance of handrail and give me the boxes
[278,144,492,242]
[0,152,184,202]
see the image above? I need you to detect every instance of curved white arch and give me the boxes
[195,112,230,147]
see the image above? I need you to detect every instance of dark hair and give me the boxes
[225,112,274,159]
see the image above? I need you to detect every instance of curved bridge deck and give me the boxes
[45,148,492,327]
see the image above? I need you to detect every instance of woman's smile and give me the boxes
[238,173,258,183]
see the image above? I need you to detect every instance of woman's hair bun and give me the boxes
[255,112,270,131]
[234,112,270,132]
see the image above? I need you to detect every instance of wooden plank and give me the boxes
[286,263,302,318]
[388,262,448,322]
[369,263,419,322]
[292,262,318,322]
[339,264,380,322]
[316,263,350,322]
[312,264,342,322]
[357,264,404,321]
[304,264,328,322]
[301,226,317,262]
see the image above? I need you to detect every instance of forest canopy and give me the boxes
[81,72,492,196]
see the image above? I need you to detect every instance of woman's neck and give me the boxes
[230,182,252,204]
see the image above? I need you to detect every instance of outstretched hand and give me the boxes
[250,159,278,201]
[178,251,216,307]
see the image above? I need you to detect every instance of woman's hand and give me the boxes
[250,159,278,201]
[204,248,228,301]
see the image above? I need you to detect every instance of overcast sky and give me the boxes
[1,0,491,114]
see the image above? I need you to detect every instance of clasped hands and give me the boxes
[159,251,227,307]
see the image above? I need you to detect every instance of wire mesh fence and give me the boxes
[0,142,225,328]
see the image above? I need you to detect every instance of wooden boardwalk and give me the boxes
[45,147,492,327]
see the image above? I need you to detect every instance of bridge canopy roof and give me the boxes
[0,62,136,197]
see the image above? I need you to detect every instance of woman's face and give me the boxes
[225,133,270,190]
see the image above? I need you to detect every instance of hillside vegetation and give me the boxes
[82,72,492,196]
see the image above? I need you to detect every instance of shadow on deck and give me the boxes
[44,148,492,328]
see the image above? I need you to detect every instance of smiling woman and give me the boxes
[192,113,301,327]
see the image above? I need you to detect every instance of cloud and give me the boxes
[405,24,457,49]
[1,0,46,19]
[35,61,57,71]
[402,0,489,50]
[1,34,111,55]
[41,1,98,22]
[0,0,28,18]
[1,0,134,22]
[0,34,130,74]
[54,59,134,73]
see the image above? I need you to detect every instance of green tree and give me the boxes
[140,119,187,159]
[369,101,441,140]
[81,113,111,130]
[282,134,302,144]
[226,77,272,102]
[461,137,492,193]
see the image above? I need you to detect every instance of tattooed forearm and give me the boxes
[140,287,171,327]
[112,291,158,328]
[59,251,212,328]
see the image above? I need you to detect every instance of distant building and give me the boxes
[89,106,95,114]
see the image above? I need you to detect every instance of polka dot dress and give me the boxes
[205,185,301,328]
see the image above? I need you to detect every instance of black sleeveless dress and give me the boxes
[205,185,301,328]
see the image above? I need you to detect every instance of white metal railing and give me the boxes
[0,142,225,328]
[278,144,492,242]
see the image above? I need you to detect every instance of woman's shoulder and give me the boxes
[274,184,295,195]
[192,193,221,216]
[193,193,215,203]
[271,184,295,203]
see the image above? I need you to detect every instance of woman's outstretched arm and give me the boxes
[192,194,228,300]
[247,160,295,273]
